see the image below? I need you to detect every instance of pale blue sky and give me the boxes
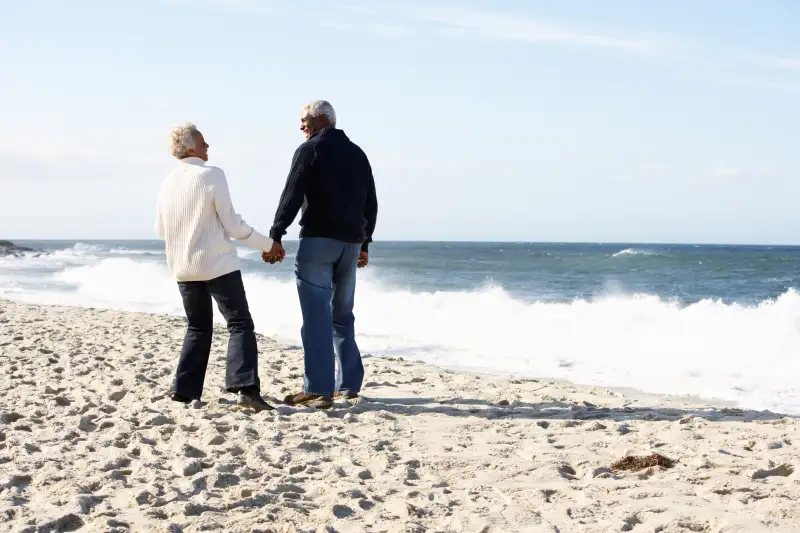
[2,0,799,243]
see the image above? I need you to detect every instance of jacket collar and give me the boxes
[180,157,206,166]
[309,127,346,140]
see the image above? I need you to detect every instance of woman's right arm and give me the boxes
[210,168,273,250]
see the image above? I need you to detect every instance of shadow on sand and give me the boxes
[335,396,795,423]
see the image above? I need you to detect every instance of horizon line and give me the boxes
[8,238,800,247]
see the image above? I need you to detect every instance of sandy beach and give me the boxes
[1,299,799,532]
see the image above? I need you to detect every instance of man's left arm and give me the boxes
[269,144,315,243]
[362,161,378,253]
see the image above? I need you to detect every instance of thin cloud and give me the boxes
[639,163,670,175]
[161,0,285,15]
[748,54,800,71]
[695,166,777,185]
[397,5,676,57]
[707,166,745,182]
[323,20,410,38]
[155,0,798,93]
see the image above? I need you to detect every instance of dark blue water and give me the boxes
[9,240,800,305]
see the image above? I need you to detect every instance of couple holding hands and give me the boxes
[155,100,378,411]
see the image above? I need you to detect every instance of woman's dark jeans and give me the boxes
[171,270,259,400]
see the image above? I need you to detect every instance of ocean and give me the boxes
[3,240,800,414]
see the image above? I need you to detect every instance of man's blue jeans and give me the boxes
[295,237,364,397]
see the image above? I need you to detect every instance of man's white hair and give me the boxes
[306,100,336,126]
[169,122,199,159]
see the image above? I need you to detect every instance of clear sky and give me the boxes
[2,0,799,243]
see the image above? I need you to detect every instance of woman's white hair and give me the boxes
[306,100,336,126]
[169,122,199,159]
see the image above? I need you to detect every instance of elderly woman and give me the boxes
[155,122,275,411]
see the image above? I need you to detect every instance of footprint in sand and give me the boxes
[208,434,226,446]
[557,463,578,480]
[174,459,203,477]
[33,513,85,532]
[78,415,98,432]
[298,441,324,453]
[145,414,175,427]
[182,443,206,458]
[108,389,128,402]
[332,504,355,518]
[752,464,794,479]
[0,411,23,424]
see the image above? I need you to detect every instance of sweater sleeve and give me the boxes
[155,202,165,240]
[362,162,378,253]
[269,144,315,242]
[211,168,274,251]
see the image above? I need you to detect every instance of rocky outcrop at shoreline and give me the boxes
[0,240,38,257]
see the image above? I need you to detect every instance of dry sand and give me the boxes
[1,299,799,532]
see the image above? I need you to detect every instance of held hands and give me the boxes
[262,242,286,264]
[261,243,368,268]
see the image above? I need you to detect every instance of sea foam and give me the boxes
[4,251,799,414]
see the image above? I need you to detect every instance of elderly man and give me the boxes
[156,122,274,411]
[263,101,378,409]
